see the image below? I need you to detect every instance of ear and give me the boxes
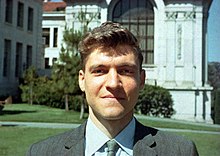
[140,69,146,90]
[78,70,85,92]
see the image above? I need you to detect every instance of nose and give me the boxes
[105,69,121,89]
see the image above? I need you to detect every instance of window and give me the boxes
[26,45,33,68]
[53,28,58,47]
[15,42,23,77]
[45,58,50,69]
[52,58,57,66]
[3,39,11,77]
[17,2,24,27]
[112,0,154,64]
[28,7,34,31]
[43,28,50,47]
[5,0,13,23]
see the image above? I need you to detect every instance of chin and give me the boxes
[102,109,129,120]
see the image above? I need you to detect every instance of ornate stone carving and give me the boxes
[177,24,182,60]
[184,11,196,20]
[166,11,178,20]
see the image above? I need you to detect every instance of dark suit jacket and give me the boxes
[26,120,199,156]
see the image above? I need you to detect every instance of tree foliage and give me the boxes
[136,84,175,118]
[19,66,38,105]
[52,46,82,111]
[208,62,220,89]
[19,10,91,118]
[63,29,83,52]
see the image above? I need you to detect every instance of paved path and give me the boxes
[1,121,220,135]
[0,121,80,129]
[135,114,220,128]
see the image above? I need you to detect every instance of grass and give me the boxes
[0,104,87,123]
[175,132,220,156]
[1,104,220,132]
[0,104,220,156]
[0,126,67,156]
[138,118,220,132]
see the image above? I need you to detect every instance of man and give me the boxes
[26,21,198,156]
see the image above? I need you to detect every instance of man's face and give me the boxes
[79,45,145,121]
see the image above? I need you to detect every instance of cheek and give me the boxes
[126,80,139,92]
[84,78,102,96]
[126,81,140,99]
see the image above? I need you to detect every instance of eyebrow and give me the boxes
[88,63,138,72]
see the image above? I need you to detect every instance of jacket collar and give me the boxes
[61,119,158,156]
[63,122,87,156]
[133,119,158,156]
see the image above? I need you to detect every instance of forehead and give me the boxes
[84,48,138,69]
[87,44,137,60]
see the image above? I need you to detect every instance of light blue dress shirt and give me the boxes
[85,117,136,156]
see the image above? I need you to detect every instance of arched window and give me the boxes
[110,0,154,64]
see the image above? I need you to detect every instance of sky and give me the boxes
[207,0,220,62]
[52,0,220,62]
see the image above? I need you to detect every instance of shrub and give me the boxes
[69,95,87,112]
[136,84,175,118]
[213,88,220,124]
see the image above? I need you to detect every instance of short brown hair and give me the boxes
[78,21,143,70]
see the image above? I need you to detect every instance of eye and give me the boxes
[92,68,107,76]
[94,69,104,73]
[118,68,134,75]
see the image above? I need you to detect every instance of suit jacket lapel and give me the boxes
[59,119,158,156]
[62,122,87,156]
[133,120,158,156]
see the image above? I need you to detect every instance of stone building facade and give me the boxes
[0,0,43,97]
[43,0,213,122]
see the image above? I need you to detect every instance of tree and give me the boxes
[20,66,38,105]
[52,45,82,111]
[52,9,96,117]
[208,62,220,89]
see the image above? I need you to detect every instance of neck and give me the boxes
[89,108,133,139]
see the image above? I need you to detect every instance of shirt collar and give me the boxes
[85,117,135,156]
[115,117,135,155]
[85,117,109,156]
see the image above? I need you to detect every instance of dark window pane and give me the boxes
[5,0,13,23]
[27,45,32,68]
[53,28,58,47]
[28,7,34,31]
[17,2,24,27]
[15,42,23,77]
[3,39,11,77]
[112,0,154,64]
[43,28,50,47]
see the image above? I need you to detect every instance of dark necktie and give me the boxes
[107,140,119,156]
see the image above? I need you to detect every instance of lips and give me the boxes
[101,95,125,100]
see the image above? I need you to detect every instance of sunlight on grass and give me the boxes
[175,132,220,156]
[0,127,68,156]
[1,104,220,156]
[0,104,87,123]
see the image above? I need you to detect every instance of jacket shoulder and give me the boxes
[134,121,198,156]
[26,123,86,156]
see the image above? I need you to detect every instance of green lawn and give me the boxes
[0,127,67,156]
[175,132,220,156]
[0,104,87,123]
[0,104,220,156]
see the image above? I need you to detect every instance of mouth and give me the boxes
[102,95,125,100]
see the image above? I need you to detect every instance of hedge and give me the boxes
[136,84,175,118]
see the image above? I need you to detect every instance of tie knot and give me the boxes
[107,140,119,156]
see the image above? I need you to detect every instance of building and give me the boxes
[43,0,213,123]
[42,1,66,68]
[0,0,43,98]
